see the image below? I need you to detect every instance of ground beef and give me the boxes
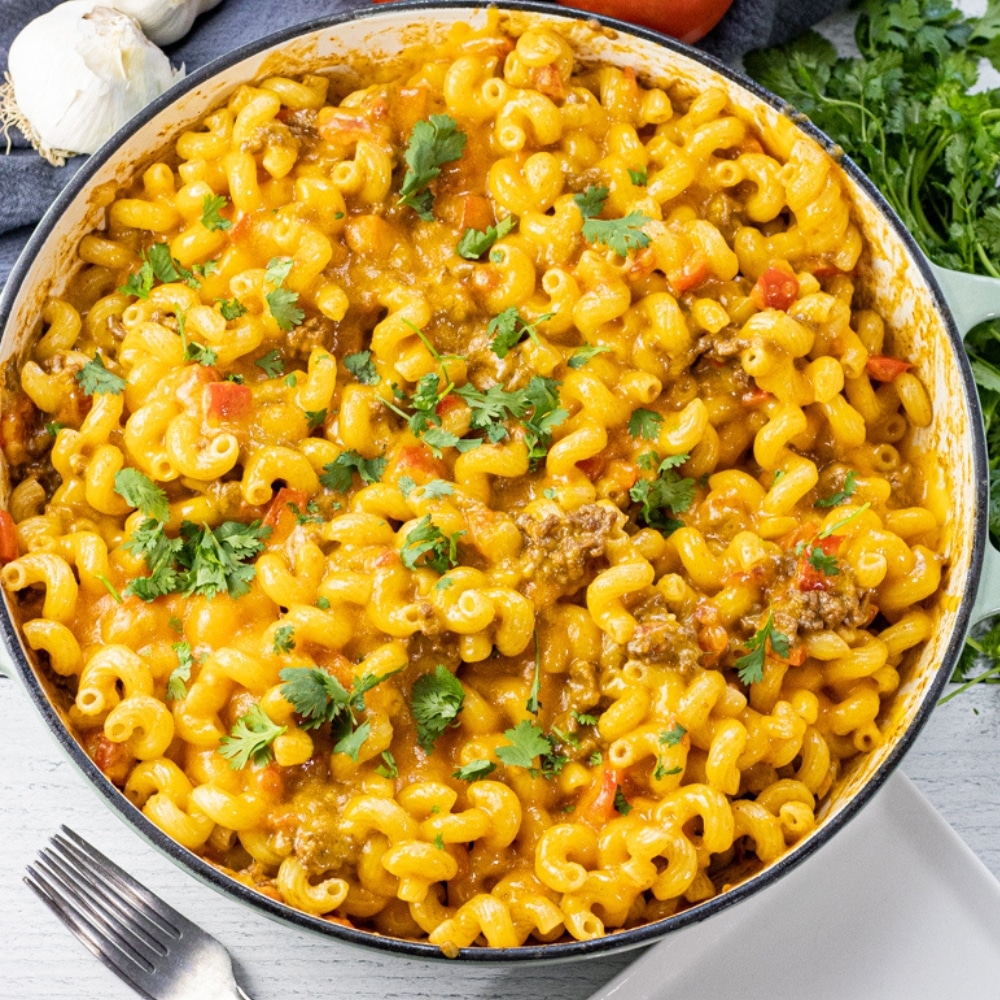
[284,314,336,360]
[515,503,619,596]
[764,554,871,644]
[625,594,702,669]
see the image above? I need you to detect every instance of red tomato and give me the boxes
[866,355,913,382]
[0,510,19,565]
[577,759,621,826]
[263,487,310,543]
[551,0,734,43]
[204,381,253,422]
[751,266,799,311]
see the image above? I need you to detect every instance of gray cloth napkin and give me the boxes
[0,0,847,289]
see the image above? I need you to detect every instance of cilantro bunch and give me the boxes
[745,0,1000,278]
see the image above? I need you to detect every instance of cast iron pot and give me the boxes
[0,0,997,963]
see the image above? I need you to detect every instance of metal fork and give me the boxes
[24,826,254,1000]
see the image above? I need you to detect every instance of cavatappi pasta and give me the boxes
[0,15,946,952]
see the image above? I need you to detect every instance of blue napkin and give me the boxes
[0,0,847,289]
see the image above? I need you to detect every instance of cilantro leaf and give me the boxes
[273,624,296,654]
[119,257,154,298]
[305,408,327,432]
[410,665,465,753]
[628,167,648,186]
[255,349,285,378]
[376,750,399,779]
[201,193,231,232]
[583,211,652,257]
[659,723,687,747]
[265,257,294,285]
[76,356,125,396]
[344,350,380,385]
[451,759,497,781]
[218,705,285,769]
[320,451,387,491]
[653,760,683,780]
[613,786,632,815]
[113,468,169,522]
[527,630,542,715]
[488,307,551,359]
[421,479,454,499]
[334,720,371,761]
[400,515,464,574]
[808,547,840,576]
[735,611,791,686]
[628,408,663,441]
[148,244,197,288]
[496,719,553,769]
[629,454,695,535]
[567,344,611,369]
[815,470,858,508]
[457,215,516,259]
[219,297,247,321]
[266,286,305,331]
[398,475,417,498]
[574,185,609,219]
[280,666,351,729]
[124,518,269,602]
[167,641,195,701]
[398,115,467,220]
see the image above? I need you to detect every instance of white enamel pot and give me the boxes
[0,0,995,962]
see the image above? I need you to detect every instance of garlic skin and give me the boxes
[112,0,226,47]
[6,2,184,158]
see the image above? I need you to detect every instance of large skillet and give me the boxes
[0,0,996,962]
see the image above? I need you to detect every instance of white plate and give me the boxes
[588,772,1000,1000]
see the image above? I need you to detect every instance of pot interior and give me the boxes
[0,2,985,960]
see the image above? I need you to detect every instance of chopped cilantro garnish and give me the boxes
[815,470,858,508]
[488,307,552,359]
[567,344,611,369]
[201,193,231,232]
[735,611,791,686]
[457,214,516,259]
[167,640,196,701]
[613,786,632,815]
[451,759,497,782]
[376,750,399,779]
[280,664,399,759]
[124,518,270,602]
[76,356,125,396]
[410,664,465,753]
[400,515,463,574]
[526,631,542,715]
[305,408,327,432]
[628,408,663,441]
[496,719,553,770]
[628,167,648,186]
[264,257,304,331]
[319,451,387,492]
[629,453,695,535]
[272,624,296,654]
[255,349,285,378]
[114,468,170,522]
[398,115,467,220]
[219,297,247,321]
[659,724,687,747]
[218,704,285,769]
[344,350,380,385]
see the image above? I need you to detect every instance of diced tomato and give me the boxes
[865,355,912,382]
[459,195,495,235]
[576,456,605,481]
[435,393,464,418]
[670,255,709,294]
[0,510,19,565]
[374,549,401,569]
[392,443,448,483]
[532,64,565,99]
[751,265,799,311]
[263,487,309,543]
[694,600,729,664]
[204,381,252,422]
[577,760,621,827]
[741,387,772,408]
[795,534,842,592]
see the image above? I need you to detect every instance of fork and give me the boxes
[24,826,254,1000]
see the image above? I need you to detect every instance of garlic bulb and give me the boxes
[0,2,184,165]
[112,0,225,46]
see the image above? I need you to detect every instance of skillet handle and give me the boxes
[928,262,1000,624]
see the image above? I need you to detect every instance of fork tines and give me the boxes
[24,826,184,978]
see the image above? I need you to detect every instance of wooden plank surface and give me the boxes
[1,674,997,1000]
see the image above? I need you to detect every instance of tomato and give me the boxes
[262,487,310,543]
[751,265,799,311]
[0,510,19,565]
[204,381,252,422]
[551,0,735,44]
[669,254,710,294]
[577,759,621,826]
[866,355,913,382]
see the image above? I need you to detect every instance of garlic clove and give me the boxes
[112,0,226,47]
[4,1,184,161]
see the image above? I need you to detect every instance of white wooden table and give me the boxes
[1,671,997,1000]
